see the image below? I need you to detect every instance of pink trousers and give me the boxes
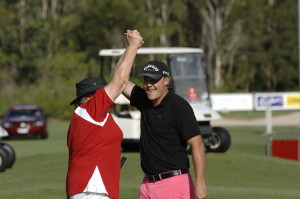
[139,173,195,199]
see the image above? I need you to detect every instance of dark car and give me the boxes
[1,104,48,139]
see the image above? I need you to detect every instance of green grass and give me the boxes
[0,119,300,199]
[0,119,68,199]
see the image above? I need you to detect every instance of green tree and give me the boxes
[233,0,298,91]
[0,0,299,119]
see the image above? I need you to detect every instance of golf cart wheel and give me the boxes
[0,146,8,172]
[0,143,16,169]
[206,127,231,153]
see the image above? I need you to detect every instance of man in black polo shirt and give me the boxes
[122,60,207,199]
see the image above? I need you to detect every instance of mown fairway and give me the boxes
[0,119,299,199]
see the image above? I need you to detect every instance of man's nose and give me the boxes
[144,81,152,87]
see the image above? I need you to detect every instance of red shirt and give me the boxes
[66,88,123,199]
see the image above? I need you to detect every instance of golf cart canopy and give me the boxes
[99,46,210,107]
[99,47,203,57]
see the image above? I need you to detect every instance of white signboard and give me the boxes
[211,93,253,111]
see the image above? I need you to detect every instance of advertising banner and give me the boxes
[254,92,300,110]
[211,93,253,111]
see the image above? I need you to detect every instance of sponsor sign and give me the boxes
[187,88,199,101]
[254,92,300,110]
[286,95,300,107]
[210,92,299,111]
[257,96,283,107]
[211,93,253,111]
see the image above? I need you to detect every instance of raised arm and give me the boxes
[122,81,136,100]
[105,30,143,101]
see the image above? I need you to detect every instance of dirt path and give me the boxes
[211,111,300,127]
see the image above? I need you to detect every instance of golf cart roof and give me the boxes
[99,47,203,57]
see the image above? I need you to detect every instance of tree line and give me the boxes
[0,0,299,119]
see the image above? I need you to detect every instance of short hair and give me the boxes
[73,96,89,107]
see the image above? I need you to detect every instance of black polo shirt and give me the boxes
[130,85,201,174]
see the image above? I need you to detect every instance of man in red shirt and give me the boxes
[66,30,143,199]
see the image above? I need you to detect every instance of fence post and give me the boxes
[265,105,273,134]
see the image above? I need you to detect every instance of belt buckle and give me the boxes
[148,175,156,182]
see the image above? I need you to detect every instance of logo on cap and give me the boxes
[163,71,169,76]
[144,64,159,72]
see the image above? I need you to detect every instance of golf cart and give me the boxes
[0,125,16,172]
[99,47,231,152]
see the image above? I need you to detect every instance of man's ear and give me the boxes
[164,77,170,86]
